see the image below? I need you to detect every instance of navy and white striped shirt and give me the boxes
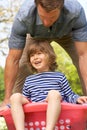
[22,72,80,103]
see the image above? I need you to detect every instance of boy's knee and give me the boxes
[10,93,22,102]
[47,90,61,100]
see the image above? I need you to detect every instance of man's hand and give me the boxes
[0,99,10,111]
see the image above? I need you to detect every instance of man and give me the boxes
[0,0,87,110]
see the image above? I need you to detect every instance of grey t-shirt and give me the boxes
[9,0,87,49]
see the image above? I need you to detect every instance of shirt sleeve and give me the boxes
[72,7,87,42]
[61,75,80,103]
[22,78,31,100]
[8,17,27,49]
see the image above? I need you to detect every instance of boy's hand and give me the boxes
[77,96,87,104]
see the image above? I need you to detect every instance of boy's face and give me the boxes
[30,51,49,73]
[37,4,61,27]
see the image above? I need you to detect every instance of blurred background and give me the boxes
[0,0,87,129]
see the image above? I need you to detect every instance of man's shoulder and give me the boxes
[64,0,82,16]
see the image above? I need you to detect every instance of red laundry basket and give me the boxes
[0,102,87,130]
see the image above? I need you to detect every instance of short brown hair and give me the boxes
[27,39,58,72]
[35,0,64,12]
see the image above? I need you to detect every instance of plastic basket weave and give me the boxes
[0,102,87,130]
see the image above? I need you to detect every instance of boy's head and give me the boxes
[27,39,58,72]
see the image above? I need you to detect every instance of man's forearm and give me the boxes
[75,41,87,95]
[79,54,87,95]
[4,55,19,100]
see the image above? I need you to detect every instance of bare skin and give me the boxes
[10,49,87,130]
[0,6,61,110]
[75,41,87,94]
[0,4,87,111]
[37,4,61,27]
[0,49,23,110]
[10,50,62,130]
[10,91,62,130]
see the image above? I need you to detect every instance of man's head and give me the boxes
[35,0,64,11]
[35,0,64,27]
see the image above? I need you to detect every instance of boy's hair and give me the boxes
[27,39,58,72]
[34,0,64,12]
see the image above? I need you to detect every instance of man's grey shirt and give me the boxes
[9,0,87,49]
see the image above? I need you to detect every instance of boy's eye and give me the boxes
[30,54,34,57]
[38,52,42,54]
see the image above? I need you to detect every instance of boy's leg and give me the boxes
[45,90,62,130]
[10,93,29,130]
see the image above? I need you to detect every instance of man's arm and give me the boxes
[3,49,23,105]
[75,41,87,95]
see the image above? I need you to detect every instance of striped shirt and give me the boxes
[22,72,80,103]
[9,0,87,49]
